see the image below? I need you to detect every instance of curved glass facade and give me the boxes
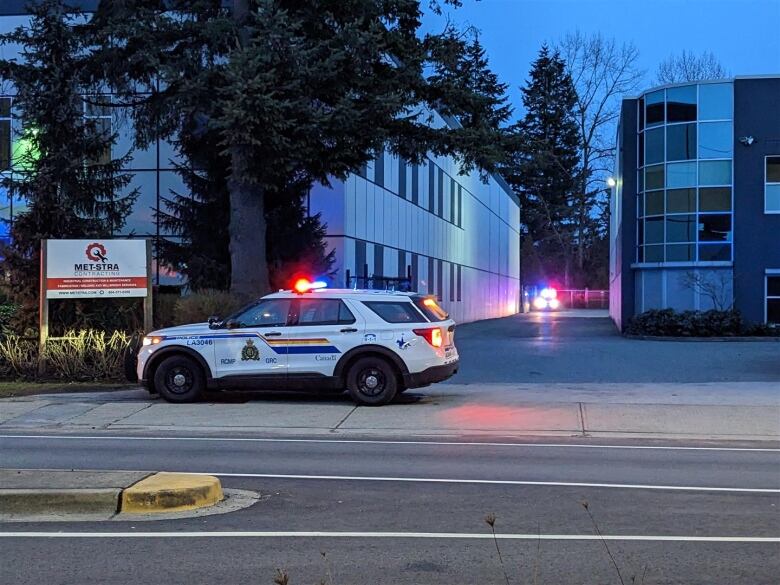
[636,82,734,264]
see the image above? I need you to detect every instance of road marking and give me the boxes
[1,434,778,453]
[208,472,780,494]
[0,531,777,542]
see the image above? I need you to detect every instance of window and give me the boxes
[428,161,435,212]
[374,149,384,187]
[766,156,780,213]
[699,122,732,159]
[699,187,731,212]
[645,127,664,164]
[231,299,291,328]
[644,244,664,262]
[411,164,419,205]
[363,301,424,323]
[84,96,112,166]
[449,262,455,302]
[666,85,697,122]
[645,164,664,190]
[398,158,407,198]
[698,214,731,242]
[645,190,664,215]
[699,83,732,120]
[666,214,696,242]
[699,160,731,186]
[698,243,730,261]
[666,123,696,161]
[667,188,696,213]
[450,178,456,223]
[666,244,695,262]
[295,299,355,326]
[767,276,780,324]
[644,217,664,244]
[456,265,462,301]
[645,90,665,126]
[666,161,697,188]
[437,168,444,217]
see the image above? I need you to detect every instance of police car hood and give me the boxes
[152,323,212,337]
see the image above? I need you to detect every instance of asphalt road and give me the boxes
[451,312,780,384]
[1,434,778,584]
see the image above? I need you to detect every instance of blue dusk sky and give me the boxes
[423,0,780,114]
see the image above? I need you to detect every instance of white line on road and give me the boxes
[1,434,778,453]
[209,472,780,494]
[0,531,777,542]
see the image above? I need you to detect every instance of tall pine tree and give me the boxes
[507,46,581,287]
[90,0,511,297]
[0,0,137,330]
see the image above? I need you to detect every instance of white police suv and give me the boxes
[136,280,459,405]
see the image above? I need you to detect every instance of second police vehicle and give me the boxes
[136,279,459,405]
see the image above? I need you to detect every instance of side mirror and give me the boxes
[224,319,240,330]
[207,315,221,329]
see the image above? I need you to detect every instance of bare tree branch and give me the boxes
[655,50,729,85]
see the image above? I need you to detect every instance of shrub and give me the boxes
[154,292,180,330]
[0,303,18,338]
[626,308,748,337]
[0,330,133,381]
[173,290,247,325]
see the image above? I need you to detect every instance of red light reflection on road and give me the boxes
[439,404,558,429]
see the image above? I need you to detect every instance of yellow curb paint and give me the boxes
[120,473,223,514]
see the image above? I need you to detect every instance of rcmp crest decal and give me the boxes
[241,339,261,361]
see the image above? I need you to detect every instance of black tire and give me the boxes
[346,356,398,406]
[153,355,205,403]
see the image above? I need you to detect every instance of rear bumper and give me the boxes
[403,361,459,388]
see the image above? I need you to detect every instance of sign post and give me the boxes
[39,239,152,375]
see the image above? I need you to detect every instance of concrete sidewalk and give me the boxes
[0,469,223,520]
[1,382,778,441]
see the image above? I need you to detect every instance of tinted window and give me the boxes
[666,161,697,188]
[699,83,732,120]
[767,157,780,183]
[413,296,448,321]
[645,164,664,190]
[767,185,780,212]
[767,276,780,297]
[699,214,731,242]
[699,187,731,212]
[645,190,664,216]
[767,299,780,325]
[666,123,696,161]
[644,217,664,244]
[699,161,731,186]
[232,299,291,328]
[645,127,664,164]
[666,244,695,262]
[666,85,697,122]
[666,215,696,242]
[296,298,355,326]
[698,243,730,261]
[363,301,424,323]
[644,244,664,262]
[645,90,665,126]
[667,188,696,213]
[699,122,732,159]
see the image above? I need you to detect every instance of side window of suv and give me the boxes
[231,299,291,328]
[363,301,426,323]
[295,298,356,326]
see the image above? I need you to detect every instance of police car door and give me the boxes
[284,297,365,379]
[214,298,292,380]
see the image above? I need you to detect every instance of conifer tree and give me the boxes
[91,0,511,297]
[506,45,581,286]
[0,0,137,328]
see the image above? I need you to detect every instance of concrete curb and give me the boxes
[121,472,223,514]
[0,469,223,517]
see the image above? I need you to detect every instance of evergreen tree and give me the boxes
[0,0,137,329]
[506,46,581,286]
[91,0,511,297]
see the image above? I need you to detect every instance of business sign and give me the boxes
[45,239,149,299]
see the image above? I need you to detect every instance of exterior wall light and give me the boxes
[606,177,617,187]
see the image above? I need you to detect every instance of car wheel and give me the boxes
[153,355,205,403]
[346,356,398,406]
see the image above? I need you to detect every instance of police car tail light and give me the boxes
[293,278,327,294]
[413,327,443,348]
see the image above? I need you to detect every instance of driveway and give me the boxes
[450,310,780,384]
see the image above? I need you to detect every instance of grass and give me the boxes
[0,381,136,398]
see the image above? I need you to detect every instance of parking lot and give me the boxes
[451,310,780,384]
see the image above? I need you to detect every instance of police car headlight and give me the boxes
[142,336,163,346]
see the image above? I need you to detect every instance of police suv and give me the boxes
[137,281,459,405]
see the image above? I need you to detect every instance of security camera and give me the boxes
[739,136,755,146]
